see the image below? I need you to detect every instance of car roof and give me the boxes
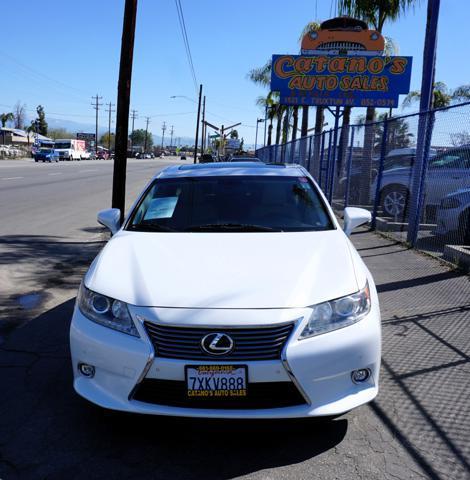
[156,162,306,179]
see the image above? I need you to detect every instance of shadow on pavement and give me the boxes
[352,230,470,480]
[0,235,104,338]
[0,299,348,480]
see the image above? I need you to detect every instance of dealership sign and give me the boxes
[271,54,412,108]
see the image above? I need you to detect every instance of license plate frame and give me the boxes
[185,365,248,399]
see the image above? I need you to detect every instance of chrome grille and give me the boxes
[318,41,366,51]
[144,322,294,361]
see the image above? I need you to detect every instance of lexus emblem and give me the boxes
[201,333,234,356]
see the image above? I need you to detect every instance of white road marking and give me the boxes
[48,173,62,176]
[2,176,24,180]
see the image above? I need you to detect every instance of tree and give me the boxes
[403,82,470,109]
[256,92,279,146]
[100,132,116,150]
[13,101,26,129]
[338,0,418,202]
[298,22,321,139]
[248,60,288,148]
[450,131,470,147]
[356,112,414,150]
[0,112,14,128]
[129,128,153,148]
[35,105,48,135]
[230,129,239,139]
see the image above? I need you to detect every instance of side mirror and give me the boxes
[97,208,121,235]
[343,207,371,236]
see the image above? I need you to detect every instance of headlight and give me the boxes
[440,197,461,209]
[299,282,371,339]
[370,32,379,40]
[309,31,318,39]
[77,284,139,337]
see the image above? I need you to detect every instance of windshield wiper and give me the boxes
[184,223,281,232]
[129,223,176,232]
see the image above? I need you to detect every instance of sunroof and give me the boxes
[178,162,266,171]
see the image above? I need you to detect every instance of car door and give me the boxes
[425,148,470,205]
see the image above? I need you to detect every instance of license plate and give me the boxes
[185,365,247,398]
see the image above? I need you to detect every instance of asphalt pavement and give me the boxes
[1,158,469,479]
[0,157,180,339]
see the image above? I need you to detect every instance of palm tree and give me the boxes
[256,93,283,147]
[337,0,418,203]
[298,22,321,139]
[1,112,14,128]
[248,60,288,147]
[403,82,470,109]
[1,112,14,145]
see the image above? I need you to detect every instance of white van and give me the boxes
[54,139,87,161]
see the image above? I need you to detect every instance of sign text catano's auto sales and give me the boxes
[271,54,413,107]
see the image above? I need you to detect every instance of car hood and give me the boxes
[85,230,360,309]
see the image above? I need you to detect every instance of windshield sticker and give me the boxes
[144,197,178,220]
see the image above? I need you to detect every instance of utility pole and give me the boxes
[106,102,115,151]
[161,121,167,149]
[169,125,174,148]
[130,109,138,153]
[201,95,206,152]
[407,0,441,245]
[91,94,103,153]
[112,0,138,221]
[144,116,151,152]
[194,84,203,163]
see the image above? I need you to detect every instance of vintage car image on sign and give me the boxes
[301,17,385,56]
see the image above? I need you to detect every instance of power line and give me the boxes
[0,48,92,97]
[174,0,198,93]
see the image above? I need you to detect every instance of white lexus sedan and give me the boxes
[70,162,381,418]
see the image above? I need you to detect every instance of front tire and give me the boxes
[380,186,409,219]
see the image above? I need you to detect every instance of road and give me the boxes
[0,157,180,338]
[1,158,469,479]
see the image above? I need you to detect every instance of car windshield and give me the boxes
[39,149,53,154]
[127,176,334,232]
[54,142,71,149]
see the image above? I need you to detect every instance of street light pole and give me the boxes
[194,84,203,163]
[112,0,138,222]
[254,118,264,152]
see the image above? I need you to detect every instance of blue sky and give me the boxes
[0,0,468,146]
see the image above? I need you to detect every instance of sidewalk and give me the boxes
[351,228,470,479]
[0,228,469,479]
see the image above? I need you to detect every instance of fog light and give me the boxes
[78,363,95,377]
[351,368,371,384]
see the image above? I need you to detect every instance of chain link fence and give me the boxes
[257,102,470,271]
